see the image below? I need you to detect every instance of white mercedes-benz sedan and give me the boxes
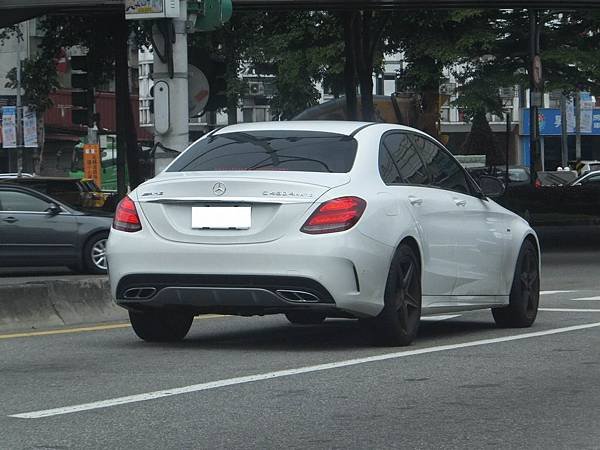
[107,121,540,346]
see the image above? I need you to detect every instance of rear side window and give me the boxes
[379,133,429,185]
[168,131,358,173]
[410,135,471,195]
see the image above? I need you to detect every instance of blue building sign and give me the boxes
[521,108,600,136]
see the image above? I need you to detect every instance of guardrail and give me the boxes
[0,277,126,332]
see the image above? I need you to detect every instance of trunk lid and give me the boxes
[135,172,350,244]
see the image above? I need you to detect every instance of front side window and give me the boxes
[410,135,471,195]
[379,133,429,185]
[168,131,358,173]
[0,190,51,212]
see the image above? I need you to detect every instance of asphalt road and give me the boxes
[1,248,600,449]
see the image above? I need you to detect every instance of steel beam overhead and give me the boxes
[231,0,600,8]
[0,0,597,31]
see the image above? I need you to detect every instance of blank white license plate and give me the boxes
[191,206,251,229]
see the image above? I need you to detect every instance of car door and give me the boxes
[0,188,79,266]
[379,132,457,296]
[562,173,600,228]
[409,134,508,297]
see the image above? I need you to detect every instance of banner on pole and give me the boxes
[1,106,17,148]
[23,107,38,148]
[580,93,595,134]
[83,144,102,188]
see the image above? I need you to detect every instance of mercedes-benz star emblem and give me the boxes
[212,182,226,196]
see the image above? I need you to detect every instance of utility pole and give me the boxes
[126,0,232,176]
[16,25,23,176]
[152,0,190,174]
[575,90,582,160]
[560,93,568,169]
[505,112,511,187]
[529,10,543,180]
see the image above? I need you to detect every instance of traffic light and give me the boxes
[70,55,93,126]
[188,0,232,32]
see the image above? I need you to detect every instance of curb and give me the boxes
[0,277,127,332]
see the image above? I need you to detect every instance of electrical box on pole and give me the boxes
[154,81,171,135]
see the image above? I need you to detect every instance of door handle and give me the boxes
[408,196,423,206]
[454,199,467,207]
[2,216,17,223]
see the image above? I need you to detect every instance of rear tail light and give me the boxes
[113,196,142,232]
[301,196,366,234]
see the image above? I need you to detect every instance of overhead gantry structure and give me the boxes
[1,0,599,28]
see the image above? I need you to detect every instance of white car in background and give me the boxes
[107,121,540,346]
[0,173,34,178]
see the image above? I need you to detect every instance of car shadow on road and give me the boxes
[116,316,499,352]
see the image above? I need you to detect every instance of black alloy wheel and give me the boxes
[373,244,422,346]
[129,310,194,342]
[492,239,540,328]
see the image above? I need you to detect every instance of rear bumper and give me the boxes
[107,226,393,317]
[115,274,339,315]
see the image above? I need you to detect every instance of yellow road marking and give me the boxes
[0,323,131,340]
[0,314,225,340]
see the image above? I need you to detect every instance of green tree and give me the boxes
[191,11,344,121]
[451,9,600,167]
[340,10,390,121]
[389,9,499,138]
[244,11,343,120]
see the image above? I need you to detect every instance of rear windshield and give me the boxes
[167,131,358,173]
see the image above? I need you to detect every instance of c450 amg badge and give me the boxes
[262,191,314,198]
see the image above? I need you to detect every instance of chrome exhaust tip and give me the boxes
[276,289,320,303]
[123,287,157,300]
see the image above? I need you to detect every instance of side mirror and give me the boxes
[479,175,505,198]
[46,202,62,215]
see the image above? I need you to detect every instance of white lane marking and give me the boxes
[541,290,578,295]
[421,315,461,322]
[572,296,600,301]
[9,321,600,420]
[540,308,600,313]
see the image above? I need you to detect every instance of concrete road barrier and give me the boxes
[0,277,127,332]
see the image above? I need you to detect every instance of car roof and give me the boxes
[212,120,375,136]
[0,176,81,183]
[211,120,439,141]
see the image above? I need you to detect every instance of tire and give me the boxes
[83,232,109,274]
[285,311,326,325]
[372,244,422,346]
[129,310,194,342]
[492,239,540,328]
